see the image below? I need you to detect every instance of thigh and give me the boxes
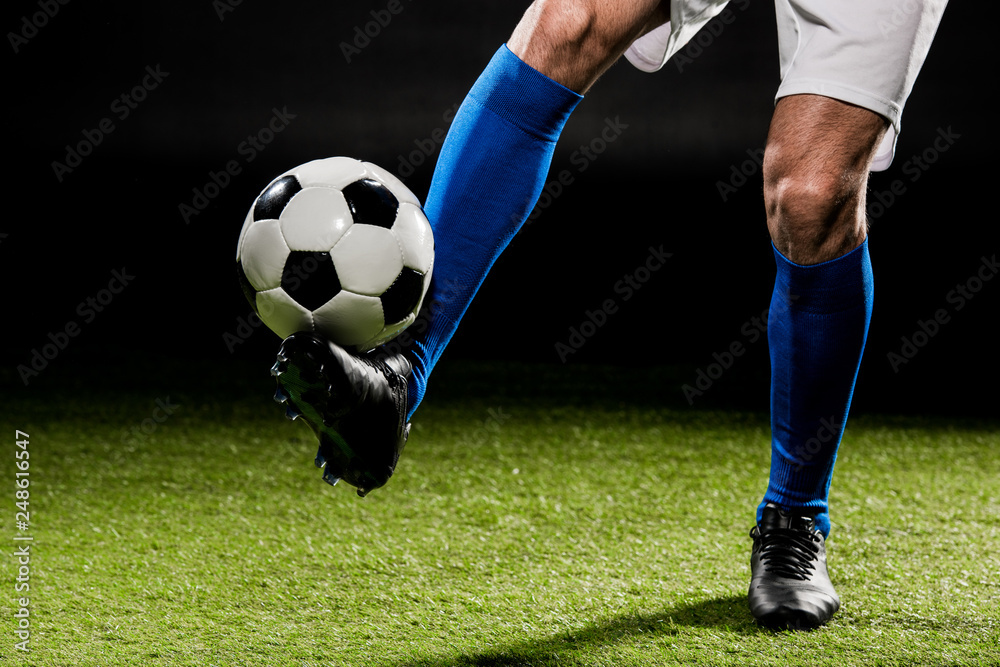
[774,0,949,171]
[766,95,888,178]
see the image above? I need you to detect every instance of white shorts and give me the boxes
[625,0,949,170]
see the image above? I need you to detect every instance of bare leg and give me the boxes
[509,0,668,93]
[764,94,888,264]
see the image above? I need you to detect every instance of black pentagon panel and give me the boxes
[341,178,398,229]
[254,175,301,221]
[380,267,425,324]
[236,260,260,315]
[281,251,341,311]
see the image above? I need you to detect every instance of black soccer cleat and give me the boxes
[270,332,412,497]
[748,503,841,630]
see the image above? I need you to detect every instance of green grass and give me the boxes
[2,361,998,666]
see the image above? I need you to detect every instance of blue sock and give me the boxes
[758,239,875,537]
[404,45,582,418]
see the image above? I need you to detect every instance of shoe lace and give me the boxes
[753,522,821,580]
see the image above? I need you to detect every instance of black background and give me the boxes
[3,1,995,416]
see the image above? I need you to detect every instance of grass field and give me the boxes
[2,360,998,666]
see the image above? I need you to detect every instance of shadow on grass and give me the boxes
[398,593,765,667]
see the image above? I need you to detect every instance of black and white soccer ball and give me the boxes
[236,157,434,352]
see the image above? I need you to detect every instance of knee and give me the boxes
[510,0,652,91]
[764,159,864,231]
[763,148,869,264]
[528,0,619,53]
[762,95,887,264]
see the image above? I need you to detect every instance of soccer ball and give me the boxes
[236,157,434,352]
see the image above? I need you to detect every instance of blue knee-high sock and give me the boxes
[405,45,582,418]
[759,239,874,537]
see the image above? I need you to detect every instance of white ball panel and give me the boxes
[393,203,435,273]
[331,226,404,295]
[312,291,384,348]
[236,208,254,261]
[292,157,369,190]
[419,258,433,302]
[241,219,289,291]
[362,161,421,207]
[366,312,416,351]
[279,187,353,251]
[256,288,313,339]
